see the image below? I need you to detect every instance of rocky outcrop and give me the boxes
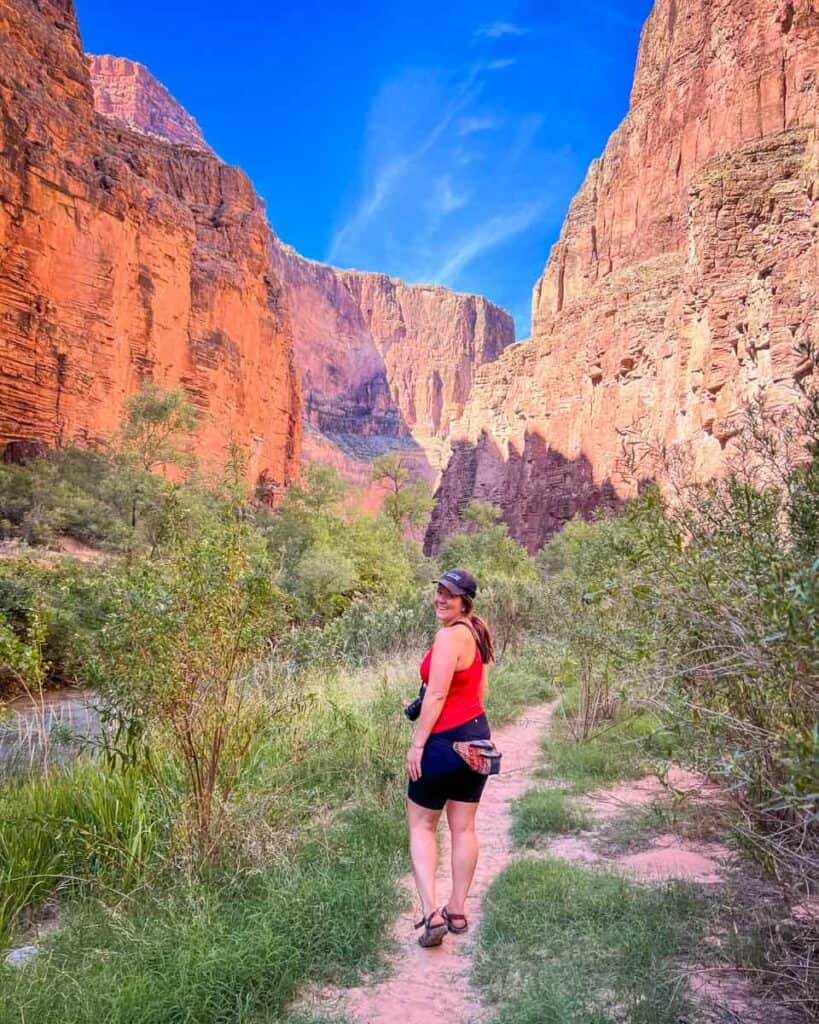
[427,0,818,553]
[268,243,514,481]
[88,55,214,155]
[0,0,301,490]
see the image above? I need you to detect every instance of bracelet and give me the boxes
[411,741,425,749]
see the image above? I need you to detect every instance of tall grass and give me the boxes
[0,760,165,942]
[475,857,704,1024]
[542,707,677,790]
[0,804,405,1024]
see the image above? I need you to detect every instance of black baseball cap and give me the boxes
[434,568,477,599]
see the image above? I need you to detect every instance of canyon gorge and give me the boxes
[427,0,818,551]
[0,0,816,546]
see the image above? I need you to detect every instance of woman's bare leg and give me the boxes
[445,799,480,915]
[407,798,444,920]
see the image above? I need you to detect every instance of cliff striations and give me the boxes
[268,242,514,485]
[0,0,301,489]
[427,0,818,553]
[88,55,214,155]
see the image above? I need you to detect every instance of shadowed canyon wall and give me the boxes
[426,0,818,553]
[268,243,514,487]
[0,0,302,489]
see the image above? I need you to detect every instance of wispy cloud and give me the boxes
[485,57,517,70]
[435,176,469,214]
[325,52,579,334]
[327,69,481,262]
[433,201,547,282]
[474,21,529,40]
[457,115,498,136]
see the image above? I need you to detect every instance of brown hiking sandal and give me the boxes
[441,905,468,934]
[414,909,448,947]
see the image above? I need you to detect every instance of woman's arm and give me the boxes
[406,629,459,781]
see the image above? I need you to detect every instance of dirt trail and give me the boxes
[298,703,803,1024]
[303,702,558,1024]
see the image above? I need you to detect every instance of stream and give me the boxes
[0,689,100,777]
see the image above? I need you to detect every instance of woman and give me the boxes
[405,567,495,947]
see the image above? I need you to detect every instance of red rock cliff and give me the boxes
[268,242,514,484]
[427,0,818,553]
[84,39,515,491]
[88,54,214,155]
[0,0,301,488]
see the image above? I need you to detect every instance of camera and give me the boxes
[403,683,427,721]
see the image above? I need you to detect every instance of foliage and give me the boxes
[0,447,135,549]
[371,453,435,532]
[370,452,411,493]
[0,559,114,689]
[475,857,704,1024]
[90,504,288,851]
[261,464,427,623]
[116,381,199,473]
[439,502,542,659]
[535,376,818,882]
[0,804,406,1024]
[482,642,556,725]
[0,759,165,943]
[382,481,435,531]
[543,709,676,790]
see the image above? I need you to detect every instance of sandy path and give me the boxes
[302,702,558,1024]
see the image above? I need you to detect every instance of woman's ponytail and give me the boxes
[460,595,495,664]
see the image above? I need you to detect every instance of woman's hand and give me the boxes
[406,742,424,782]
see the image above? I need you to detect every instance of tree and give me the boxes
[371,452,411,494]
[117,381,199,473]
[382,482,434,531]
[462,500,503,530]
[111,382,199,547]
[91,509,288,853]
[372,453,434,532]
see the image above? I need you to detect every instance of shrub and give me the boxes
[89,507,290,852]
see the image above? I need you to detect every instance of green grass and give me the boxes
[0,759,167,943]
[511,788,592,846]
[542,709,677,791]
[474,857,705,1024]
[484,643,556,726]
[0,804,406,1024]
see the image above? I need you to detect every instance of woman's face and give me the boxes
[434,583,464,624]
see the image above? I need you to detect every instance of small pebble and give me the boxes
[4,945,39,968]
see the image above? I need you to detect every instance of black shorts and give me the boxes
[407,714,492,810]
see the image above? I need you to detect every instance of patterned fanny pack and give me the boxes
[452,739,502,776]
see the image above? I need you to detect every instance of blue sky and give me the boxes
[76,0,653,337]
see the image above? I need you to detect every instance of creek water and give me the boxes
[0,689,100,777]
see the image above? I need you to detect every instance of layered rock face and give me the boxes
[268,242,514,482]
[88,55,214,154]
[427,0,818,553]
[0,0,301,489]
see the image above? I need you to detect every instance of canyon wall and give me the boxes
[0,0,301,489]
[268,242,514,485]
[427,0,818,553]
[88,54,214,155]
[84,55,515,486]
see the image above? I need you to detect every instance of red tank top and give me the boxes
[420,626,485,733]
